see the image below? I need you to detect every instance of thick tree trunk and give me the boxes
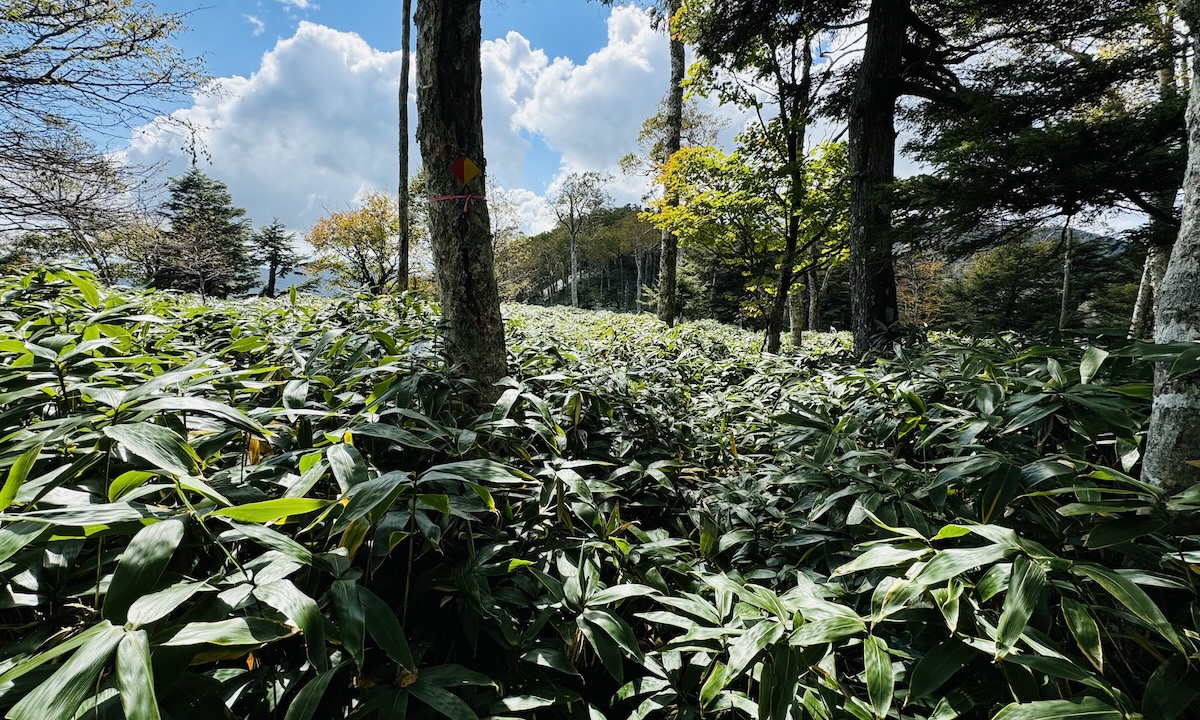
[398,0,412,290]
[415,0,507,395]
[848,0,904,356]
[1143,1,1200,494]
[266,263,278,298]
[657,0,684,326]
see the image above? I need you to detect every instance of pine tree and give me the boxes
[156,168,255,300]
[252,219,304,297]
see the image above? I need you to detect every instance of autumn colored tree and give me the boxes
[306,192,400,294]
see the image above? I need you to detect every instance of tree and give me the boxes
[657,0,686,326]
[398,0,413,290]
[415,0,507,394]
[306,192,400,294]
[648,139,850,341]
[253,220,304,298]
[553,172,611,307]
[0,1,203,233]
[1143,0,1200,495]
[157,168,255,301]
[683,0,841,352]
[898,3,1185,340]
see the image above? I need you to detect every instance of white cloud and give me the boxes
[278,0,314,9]
[118,8,750,236]
[243,15,265,37]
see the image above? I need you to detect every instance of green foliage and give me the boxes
[156,168,257,299]
[0,267,1197,720]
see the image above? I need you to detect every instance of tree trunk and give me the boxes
[657,0,684,326]
[848,0,904,356]
[789,283,804,348]
[415,0,507,395]
[634,247,644,312]
[1058,226,1073,331]
[398,0,413,290]
[765,38,813,354]
[570,231,579,307]
[266,263,278,298]
[1143,0,1200,495]
[806,264,822,332]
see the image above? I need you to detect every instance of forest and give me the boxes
[2,1,1200,719]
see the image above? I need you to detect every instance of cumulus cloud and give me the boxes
[119,7,755,236]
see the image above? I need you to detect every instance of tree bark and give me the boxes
[789,283,804,348]
[570,229,579,307]
[1143,0,1200,495]
[415,0,507,395]
[806,263,822,332]
[849,0,904,356]
[657,0,684,326]
[1058,226,1073,331]
[398,0,412,290]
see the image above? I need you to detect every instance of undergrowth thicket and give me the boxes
[1,267,1198,720]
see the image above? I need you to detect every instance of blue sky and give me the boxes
[127,0,706,235]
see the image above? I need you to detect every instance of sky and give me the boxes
[120,1,1143,242]
[121,0,757,238]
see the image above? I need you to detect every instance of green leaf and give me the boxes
[520,648,579,676]
[127,582,211,627]
[210,498,332,523]
[327,443,367,493]
[0,520,46,563]
[134,397,268,436]
[334,472,408,532]
[359,587,414,668]
[725,619,784,680]
[254,579,327,672]
[991,697,1122,720]
[0,623,112,687]
[587,584,659,606]
[833,544,929,576]
[1073,563,1186,652]
[1079,347,1109,384]
[789,616,866,646]
[103,517,187,624]
[909,640,979,700]
[1143,657,1200,720]
[117,630,161,720]
[1061,598,1102,673]
[863,635,894,719]
[0,441,42,511]
[284,666,342,720]
[579,608,643,661]
[996,556,1046,659]
[418,493,451,515]
[699,661,728,708]
[422,459,534,486]
[6,621,124,720]
[409,681,480,720]
[351,423,436,451]
[332,580,365,670]
[163,618,292,647]
[1084,517,1166,549]
[104,423,199,477]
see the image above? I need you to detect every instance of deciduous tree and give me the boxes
[553,172,611,307]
